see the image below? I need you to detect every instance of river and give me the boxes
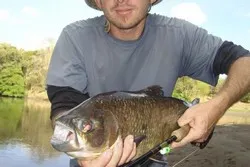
[0,98,70,167]
[0,97,249,167]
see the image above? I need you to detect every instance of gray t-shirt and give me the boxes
[46,14,223,97]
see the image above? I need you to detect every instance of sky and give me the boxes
[0,0,250,51]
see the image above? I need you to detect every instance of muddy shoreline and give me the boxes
[167,124,250,167]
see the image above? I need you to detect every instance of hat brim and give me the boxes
[85,0,162,11]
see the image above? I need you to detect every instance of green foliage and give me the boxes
[0,66,25,97]
[0,44,25,97]
[0,43,21,65]
[24,48,52,93]
[172,77,211,101]
[0,42,53,98]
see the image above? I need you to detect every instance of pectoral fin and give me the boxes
[134,135,147,147]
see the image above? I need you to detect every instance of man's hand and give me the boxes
[171,98,225,148]
[78,135,137,167]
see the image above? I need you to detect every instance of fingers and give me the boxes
[78,135,137,167]
[78,149,113,167]
[177,109,193,127]
[118,135,135,165]
[193,125,214,143]
[171,123,214,149]
[194,138,207,143]
[106,137,123,167]
[172,117,205,148]
[171,101,220,149]
[126,143,136,163]
[171,128,199,148]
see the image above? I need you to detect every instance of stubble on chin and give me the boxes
[104,10,148,30]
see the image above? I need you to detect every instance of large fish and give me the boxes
[50,85,197,161]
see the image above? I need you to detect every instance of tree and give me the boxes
[24,45,53,95]
[0,44,25,97]
[173,77,211,101]
[0,40,54,98]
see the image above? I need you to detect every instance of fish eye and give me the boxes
[82,124,92,133]
[72,118,93,133]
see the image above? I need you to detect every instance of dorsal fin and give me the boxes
[183,98,200,107]
[137,85,164,97]
[93,85,164,100]
[191,98,200,105]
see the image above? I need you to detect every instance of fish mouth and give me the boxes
[51,122,81,152]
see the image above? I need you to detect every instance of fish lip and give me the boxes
[51,121,82,152]
[50,137,81,152]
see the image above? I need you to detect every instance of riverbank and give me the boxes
[26,90,48,101]
[167,124,250,167]
[166,99,250,166]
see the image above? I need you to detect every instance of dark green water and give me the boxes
[0,98,70,167]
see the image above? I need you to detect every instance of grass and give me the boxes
[228,102,250,112]
[198,96,250,112]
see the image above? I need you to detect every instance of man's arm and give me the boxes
[46,85,90,127]
[208,41,250,124]
[172,56,250,148]
[215,56,250,112]
[204,56,250,128]
[172,36,250,148]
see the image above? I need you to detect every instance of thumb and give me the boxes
[171,129,198,148]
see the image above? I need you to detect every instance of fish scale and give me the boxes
[93,96,187,159]
[51,85,189,161]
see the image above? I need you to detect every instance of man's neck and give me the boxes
[109,18,146,41]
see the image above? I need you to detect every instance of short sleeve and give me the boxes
[46,28,88,93]
[180,20,223,86]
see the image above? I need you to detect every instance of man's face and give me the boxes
[96,0,153,29]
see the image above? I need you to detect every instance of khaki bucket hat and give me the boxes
[85,0,162,10]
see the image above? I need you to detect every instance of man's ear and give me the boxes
[94,0,102,10]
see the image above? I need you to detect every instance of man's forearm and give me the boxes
[47,85,90,120]
[214,56,250,111]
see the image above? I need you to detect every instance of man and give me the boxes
[46,0,250,166]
